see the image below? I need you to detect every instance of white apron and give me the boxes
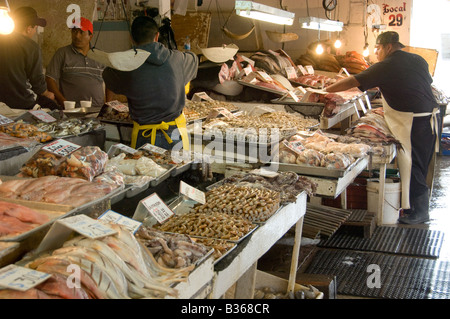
[382,97,440,209]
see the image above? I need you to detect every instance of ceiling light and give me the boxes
[235,1,295,26]
[316,43,324,55]
[363,43,370,57]
[299,17,343,32]
[0,2,14,35]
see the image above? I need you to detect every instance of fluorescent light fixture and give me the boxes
[299,17,343,32]
[235,1,295,26]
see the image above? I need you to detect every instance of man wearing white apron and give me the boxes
[324,31,440,225]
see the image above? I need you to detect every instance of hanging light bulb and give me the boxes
[363,43,370,57]
[334,38,342,49]
[0,6,14,35]
[316,43,324,55]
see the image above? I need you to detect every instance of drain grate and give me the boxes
[304,249,449,299]
[319,226,444,258]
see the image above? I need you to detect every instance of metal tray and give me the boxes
[125,180,152,198]
[272,156,368,178]
[237,80,288,96]
[171,161,193,177]
[149,165,175,187]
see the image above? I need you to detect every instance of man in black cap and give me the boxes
[325,31,440,224]
[0,6,60,110]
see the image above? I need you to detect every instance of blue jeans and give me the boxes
[135,126,184,150]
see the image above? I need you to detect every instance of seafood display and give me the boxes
[0,121,52,143]
[190,184,280,223]
[202,111,318,142]
[105,152,170,185]
[20,146,109,182]
[136,227,210,269]
[306,88,364,117]
[212,171,317,204]
[0,175,118,206]
[192,238,236,261]
[97,103,132,123]
[296,49,369,74]
[154,211,257,241]
[24,223,194,299]
[277,131,372,170]
[125,148,190,169]
[35,118,103,137]
[0,132,38,151]
[290,73,342,88]
[184,100,240,122]
[0,200,50,238]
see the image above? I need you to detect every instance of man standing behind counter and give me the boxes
[0,6,59,110]
[102,16,198,150]
[324,31,439,225]
[46,17,106,108]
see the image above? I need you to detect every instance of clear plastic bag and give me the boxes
[60,146,109,181]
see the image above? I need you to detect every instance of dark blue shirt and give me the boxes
[102,42,198,125]
[355,50,438,113]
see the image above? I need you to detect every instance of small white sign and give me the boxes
[297,65,308,76]
[287,90,300,102]
[0,265,51,292]
[139,143,167,154]
[98,210,142,234]
[256,71,273,83]
[29,110,57,123]
[305,65,315,75]
[192,92,214,102]
[180,181,206,204]
[59,214,118,239]
[141,193,174,224]
[42,139,82,157]
[107,143,137,157]
[106,100,129,113]
[285,66,297,79]
[0,114,13,126]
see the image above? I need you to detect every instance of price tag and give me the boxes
[297,65,308,76]
[107,143,137,157]
[287,90,300,102]
[285,66,297,79]
[283,140,305,155]
[0,114,13,126]
[192,92,214,102]
[179,181,206,204]
[256,71,273,83]
[28,110,57,123]
[59,214,117,239]
[305,65,315,75]
[243,65,253,76]
[338,67,351,77]
[141,193,174,224]
[106,100,129,113]
[41,139,82,157]
[0,265,51,292]
[139,143,167,154]
[98,210,142,234]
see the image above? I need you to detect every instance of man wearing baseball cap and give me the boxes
[0,6,60,110]
[46,17,106,108]
[324,31,440,225]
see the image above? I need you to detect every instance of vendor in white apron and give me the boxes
[324,31,440,224]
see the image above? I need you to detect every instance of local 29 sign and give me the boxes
[367,1,410,31]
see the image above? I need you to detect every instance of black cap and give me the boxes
[11,7,47,28]
[376,31,405,48]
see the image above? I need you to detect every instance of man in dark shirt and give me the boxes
[0,7,59,110]
[325,31,439,224]
[103,16,198,150]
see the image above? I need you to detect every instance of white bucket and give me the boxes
[367,179,401,225]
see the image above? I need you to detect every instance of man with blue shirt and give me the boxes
[102,16,198,150]
[325,31,439,225]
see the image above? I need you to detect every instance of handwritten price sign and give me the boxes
[142,193,174,224]
[0,265,51,291]
[42,139,82,157]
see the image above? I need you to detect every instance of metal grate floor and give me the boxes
[304,249,450,299]
[318,226,444,258]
